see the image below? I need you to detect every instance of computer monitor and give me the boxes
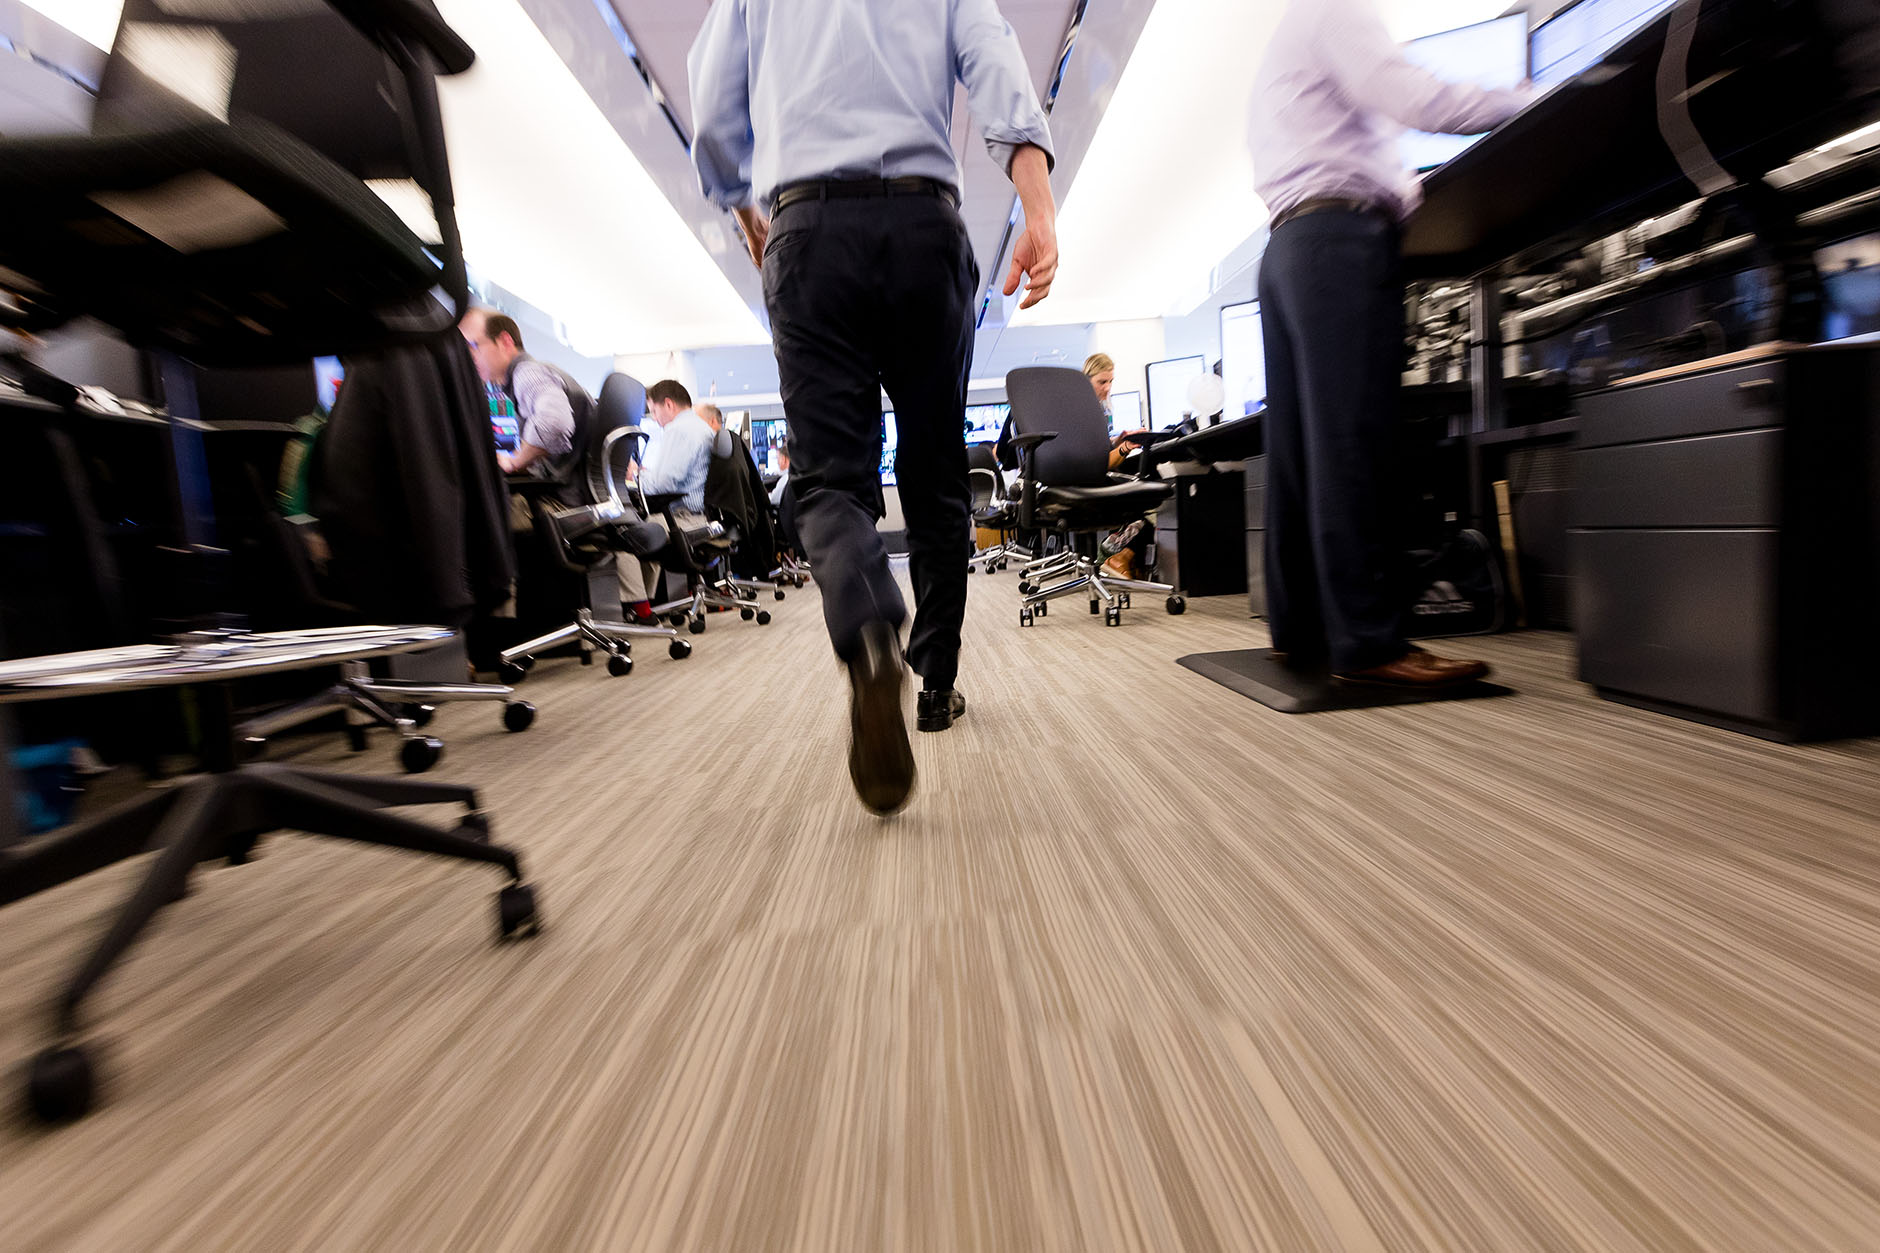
[1219,301,1266,419]
[1400,15,1530,172]
[491,414,519,454]
[1146,355,1206,430]
[1531,0,1676,87]
[748,417,789,474]
[880,411,897,485]
[1109,390,1143,435]
[964,402,1009,444]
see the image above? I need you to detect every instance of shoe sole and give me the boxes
[851,671,915,815]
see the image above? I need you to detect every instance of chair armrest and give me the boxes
[1011,432,1057,528]
[1130,429,1185,479]
[600,426,651,510]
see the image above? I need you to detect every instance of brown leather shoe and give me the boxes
[1102,551,1134,580]
[1335,646,1490,688]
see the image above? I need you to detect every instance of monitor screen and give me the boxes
[1109,390,1143,435]
[1532,0,1674,86]
[1400,15,1530,172]
[1219,302,1265,419]
[880,411,897,485]
[748,417,789,474]
[964,402,1009,444]
[492,414,519,454]
[1146,356,1206,430]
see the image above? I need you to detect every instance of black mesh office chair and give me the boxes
[1005,367,1186,627]
[498,372,692,680]
[651,427,776,633]
[966,442,1030,574]
[0,0,543,1123]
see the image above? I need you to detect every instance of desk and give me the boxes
[1154,467,1247,599]
[1571,341,1880,739]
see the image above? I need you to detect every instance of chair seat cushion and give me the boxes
[0,120,443,364]
[1036,480,1172,519]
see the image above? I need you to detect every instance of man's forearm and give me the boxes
[1011,145,1054,231]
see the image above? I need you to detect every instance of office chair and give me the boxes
[966,443,1031,574]
[235,494,536,773]
[1005,367,1186,628]
[651,428,775,633]
[498,372,692,681]
[0,0,542,1123]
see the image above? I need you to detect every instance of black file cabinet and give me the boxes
[1570,344,1880,740]
[1154,467,1248,598]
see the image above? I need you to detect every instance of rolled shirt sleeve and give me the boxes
[1318,0,1530,137]
[688,0,757,210]
[951,0,1054,176]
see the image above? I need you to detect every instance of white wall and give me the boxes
[1086,319,1167,407]
[615,350,697,400]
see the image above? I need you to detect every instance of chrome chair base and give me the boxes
[237,660,533,771]
[1018,552,1177,628]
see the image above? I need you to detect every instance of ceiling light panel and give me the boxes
[1015,0,1516,328]
[434,0,765,355]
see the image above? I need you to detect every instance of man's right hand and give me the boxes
[1005,145,1058,309]
[735,206,770,270]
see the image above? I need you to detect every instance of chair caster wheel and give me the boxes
[668,613,688,627]
[689,618,706,635]
[1035,600,1048,617]
[579,649,594,666]
[1019,582,1034,595]
[607,653,633,677]
[740,607,755,621]
[967,564,977,574]
[502,701,536,732]
[1105,608,1122,628]
[756,610,772,625]
[1166,595,1186,615]
[1119,594,1132,609]
[496,883,540,940]
[669,639,693,660]
[345,725,369,753]
[498,661,527,685]
[402,704,435,728]
[1090,599,1101,615]
[774,588,787,601]
[400,736,444,774]
[26,1044,96,1123]
[1019,609,1034,627]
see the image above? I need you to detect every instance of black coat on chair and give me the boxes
[311,331,513,627]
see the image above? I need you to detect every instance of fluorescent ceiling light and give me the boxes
[1015,0,1513,329]
[434,1,764,356]
[17,0,122,50]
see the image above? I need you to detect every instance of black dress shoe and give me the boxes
[917,688,966,733]
[848,621,915,814]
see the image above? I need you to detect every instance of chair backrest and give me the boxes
[98,0,473,325]
[968,467,996,513]
[1005,366,1112,487]
[590,372,646,506]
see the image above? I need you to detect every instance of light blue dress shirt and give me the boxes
[688,0,1054,212]
[637,410,716,513]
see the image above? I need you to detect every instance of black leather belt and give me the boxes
[772,176,960,212]
[1270,197,1391,231]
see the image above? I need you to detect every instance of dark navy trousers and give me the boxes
[763,193,978,689]
[1257,209,1414,673]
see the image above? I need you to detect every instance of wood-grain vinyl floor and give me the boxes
[4,576,1878,1252]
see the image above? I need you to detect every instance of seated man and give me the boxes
[619,379,716,619]
[459,309,588,520]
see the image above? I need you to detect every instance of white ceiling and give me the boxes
[15,0,1535,357]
